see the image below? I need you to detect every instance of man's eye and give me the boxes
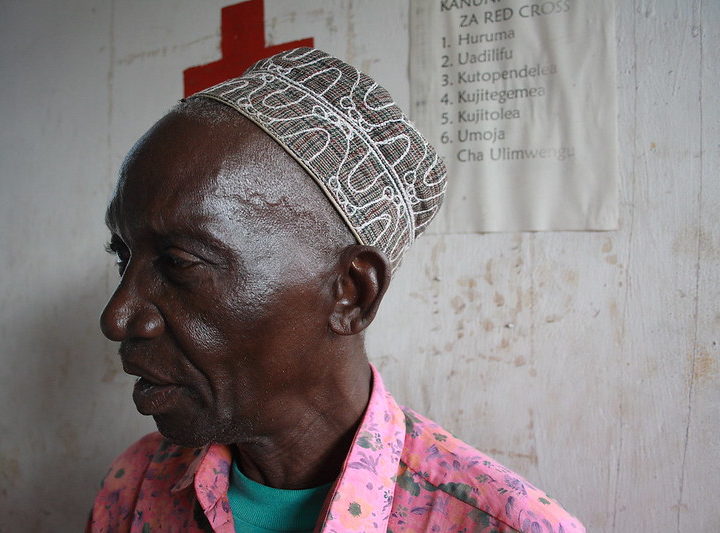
[161,255,193,269]
[105,240,130,275]
[158,249,201,272]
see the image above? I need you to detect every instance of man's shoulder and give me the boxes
[88,434,212,531]
[396,407,585,532]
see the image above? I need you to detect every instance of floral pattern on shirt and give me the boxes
[87,366,584,533]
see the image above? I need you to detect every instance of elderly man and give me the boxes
[89,48,583,532]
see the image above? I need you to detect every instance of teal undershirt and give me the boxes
[227,460,331,533]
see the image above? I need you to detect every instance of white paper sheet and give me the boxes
[410,0,618,232]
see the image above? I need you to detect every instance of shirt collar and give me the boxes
[314,364,406,532]
[171,445,208,493]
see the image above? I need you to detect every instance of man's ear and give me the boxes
[329,245,391,336]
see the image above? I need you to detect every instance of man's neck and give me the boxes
[231,355,372,489]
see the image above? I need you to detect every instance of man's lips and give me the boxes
[122,362,183,415]
[132,377,183,415]
[122,358,173,384]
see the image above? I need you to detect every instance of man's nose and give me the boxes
[100,268,165,342]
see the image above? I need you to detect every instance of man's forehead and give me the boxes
[120,110,254,185]
[106,110,340,241]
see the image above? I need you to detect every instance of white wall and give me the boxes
[0,1,717,531]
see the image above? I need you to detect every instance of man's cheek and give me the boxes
[181,317,226,351]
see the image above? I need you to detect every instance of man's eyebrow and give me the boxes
[160,225,234,263]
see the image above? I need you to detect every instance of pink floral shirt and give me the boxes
[88,366,584,532]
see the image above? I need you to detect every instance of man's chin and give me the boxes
[152,414,213,448]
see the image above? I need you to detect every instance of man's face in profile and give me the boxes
[101,110,341,448]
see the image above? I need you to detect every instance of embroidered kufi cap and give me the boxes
[188,47,446,272]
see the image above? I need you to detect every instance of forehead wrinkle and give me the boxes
[214,170,344,254]
[197,177,347,279]
[170,100,346,240]
[202,147,326,239]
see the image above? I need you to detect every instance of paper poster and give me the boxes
[410,0,618,232]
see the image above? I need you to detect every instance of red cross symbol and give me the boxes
[183,0,314,97]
